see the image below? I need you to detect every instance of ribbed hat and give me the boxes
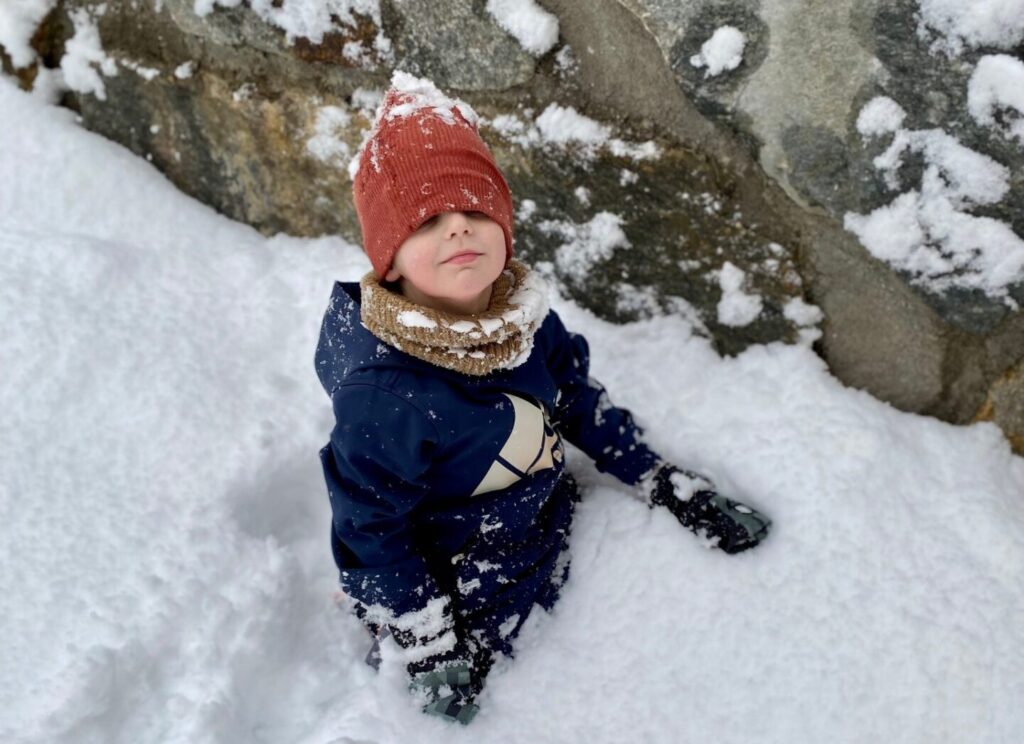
[352,72,515,278]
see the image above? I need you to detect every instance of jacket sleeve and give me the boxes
[320,382,456,663]
[543,310,665,486]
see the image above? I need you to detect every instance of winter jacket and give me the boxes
[315,279,664,655]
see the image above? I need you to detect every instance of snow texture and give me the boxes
[845,96,1024,300]
[489,105,660,161]
[689,25,746,77]
[60,6,117,101]
[967,54,1024,145]
[540,211,632,283]
[306,105,352,167]
[485,0,559,57]
[193,0,387,47]
[0,0,57,68]
[917,0,1024,56]
[2,74,1024,744]
[716,261,763,327]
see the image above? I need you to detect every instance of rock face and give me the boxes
[4,0,1023,454]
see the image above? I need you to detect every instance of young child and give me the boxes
[315,72,771,725]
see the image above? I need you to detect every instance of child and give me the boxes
[315,72,771,725]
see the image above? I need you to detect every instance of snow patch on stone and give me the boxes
[689,25,746,77]
[60,6,118,101]
[967,54,1024,145]
[845,96,1024,299]
[716,262,763,327]
[485,0,559,57]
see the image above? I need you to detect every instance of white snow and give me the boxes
[173,60,195,79]
[60,6,117,101]
[119,58,160,81]
[193,0,386,46]
[689,25,746,78]
[486,106,659,162]
[856,96,907,137]
[3,74,1024,743]
[917,0,1024,56]
[845,95,1024,300]
[306,105,352,167]
[0,0,57,69]
[967,54,1024,145]
[716,262,763,327]
[397,309,438,329]
[541,211,632,283]
[485,0,559,57]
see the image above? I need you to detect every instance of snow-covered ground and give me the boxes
[2,74,1024,744]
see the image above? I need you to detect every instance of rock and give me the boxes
[7,0,1023,452]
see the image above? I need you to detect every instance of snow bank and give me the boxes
[2,75,1024,744]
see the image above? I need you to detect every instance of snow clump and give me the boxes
[485,0,559,57]
[690,25,746,77]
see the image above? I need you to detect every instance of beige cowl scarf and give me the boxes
[359,259,551,376]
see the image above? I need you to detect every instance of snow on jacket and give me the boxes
[315,278,664,656]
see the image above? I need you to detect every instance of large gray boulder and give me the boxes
[3,0,1022,453]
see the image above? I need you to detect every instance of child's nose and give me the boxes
[443,211,473,238]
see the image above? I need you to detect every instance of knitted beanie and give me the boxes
[352,72,515,278]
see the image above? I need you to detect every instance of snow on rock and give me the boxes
[0,0,58,69]
[489,103,660,161]
[716,261,763,327]
[783,296,825,345]
[967,54,1024,145]
[542,211,631,283]
[689,25,746,77]
[306,105,352,167]
[60,6,118,101]
[845,95,1024,300]
[855,95,907,137]
[485,0,559,57]
[3,75,1024,744]
[916,0,1024,56]
[193,0,389,49]
[173,60,195,79]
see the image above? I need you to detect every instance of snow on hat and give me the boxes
[351,71,514,278]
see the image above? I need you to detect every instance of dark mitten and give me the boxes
[646,464,771,553]
[410,658,480,725]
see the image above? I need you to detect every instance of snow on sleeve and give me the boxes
[844,95,1024,300]
[60,6,118,101]
[967,54,1024,145]
[716,261,763,327]
[541,211,631,283]
[0,0,58,69]
[689,25,746,77]
[485,0,559,57]
[916,0,1024,56]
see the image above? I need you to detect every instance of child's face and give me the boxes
[384,211,507,313]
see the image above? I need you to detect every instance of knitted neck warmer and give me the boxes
[359,259,549,376]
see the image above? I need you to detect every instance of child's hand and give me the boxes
[410,659,480,725]
[644,464,771,553]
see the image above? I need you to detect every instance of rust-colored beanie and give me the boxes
[352,72,515,278]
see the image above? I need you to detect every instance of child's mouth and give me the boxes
[446,252,482,264]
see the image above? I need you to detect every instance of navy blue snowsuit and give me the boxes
[315,279,664,656]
